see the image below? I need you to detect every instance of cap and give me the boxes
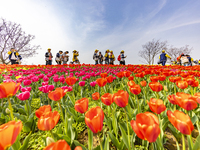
[110,50,113,53]
[121,50,124,53]
[95,49,99,52]
[73,50,77,52]
[162,50,165,53]
[106,49,110,52]
[48,48,51,50]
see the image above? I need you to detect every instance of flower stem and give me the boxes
[136,95,140,113]
[8,97,14,120]
[58,101,64,121]
[98,132,103,150]
[182,134,185,150]
[25,100,30,118]
[124,107,131,150]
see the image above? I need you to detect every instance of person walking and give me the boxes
[104,49,110,65]
[55,50,63,65]
[109,50,115,65]
[93,49,99,65]
[62,51,69,64]
[120,50,127,65]
[159,50,171,66]
[98,51,103,64]
[8,48,19,65]
[45,48,53,65]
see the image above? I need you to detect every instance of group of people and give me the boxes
[93,49,127,65]
[158,50,197,66]
[8,48,22,65]
[45,48,79,65]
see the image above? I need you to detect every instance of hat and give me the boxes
[121,50,124,53]
[110,50,113,53]
[162,50,165,53]
[95,49,99,52]
[106,49,110,52]
[48,48,51,50]
[73,50,77,52]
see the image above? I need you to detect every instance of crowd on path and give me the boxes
[158,50,200,66]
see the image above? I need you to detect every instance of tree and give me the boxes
[0,18,40,64]
[166,45,193,62]
[138,39,168,65]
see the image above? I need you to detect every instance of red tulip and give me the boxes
[158,75,166,81]
[35,105,52,118]
[85,106,104,133]
[194,93,200,104]
[113,90,129,107]
[149,82,163,92]
[127,80,136,87]
[100,73,108,78]
[101,93,113,106]
[129,84,141,95]
[0,121,22,150]
[106,75,114,83]
[75,98,89,113]
[65,77,77,86]
[116,72,124,78]
[167,110,194,135]
[150,76,159,82]
[169,77,182,83]
[147,98,166,114]
[74,146,83,150]
[176,80,188,89]
[128,76,134,81]
[123,71,131,77]
[48,88,67,101]
[92,92,100,100]
[43,140,71,150]
[37,111,60,131]
[167,95,178,105]
[96,78,107,87]
[140,81,147,87]
[130,112,160,142]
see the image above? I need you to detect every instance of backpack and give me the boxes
[117,55,121,61]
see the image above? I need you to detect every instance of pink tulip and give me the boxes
[23,80,32,86]
[53,77,59,82]
[68,86,73,91]
[90,81,96,87]
[21,87,32,92]
[17,91,30,101]
[42,82,48,86]
[79,81,85,87]
[38,74,45,79]
[59,77,65,82]
[31,76,39,82]
[43,76,49,82]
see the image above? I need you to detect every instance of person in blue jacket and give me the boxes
[8,48,19,65]
[55,50,63,65]
[16,55,22,64]
[45,48,53,65]
[159,50,171,66]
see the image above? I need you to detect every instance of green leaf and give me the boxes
[19,132,32,150]
[191,114,198,124]
[104,114,112,130]
[13,113,27,122]
[93,145,100,150]
[108,131,120,149]
[73,140,87,150]
[11,134,21,150]
[187,135,193,150]
[104,134,109,150]
[112,113,118,136]
[119,124,129,149]
[88,128,93,150]
[193,135,200,150]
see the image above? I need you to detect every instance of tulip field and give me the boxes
[1,64,200,150]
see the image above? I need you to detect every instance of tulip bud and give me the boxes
[6,108,10,114]
[46,137,55,146]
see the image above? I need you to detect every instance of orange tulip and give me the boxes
[128,76,134,81]
[74,146,83,150]
[167,95,178,105]
[129,84,141,95]
[92,92,100,100]
[147,98,166,114]
[100,73,108,78]
[0,121,22,150]
[123,71,131,77]
[65,77,76,86]
[101,93,113,106]
[130,112,160,142]
[167,110,194,135]
[169,77,182,83]
[191,80,199,87]
[43,140,71,150]
[127,80,136,87]
[184,77,195,86]
[48,88,66,101]
[0,81,20,98]
[175,80,188,89]
[75,98,89,113]
[116,72,124,78]
[140,81,147,87]
[113,90,129,107]
[37,111,60,131]
[149,82,163,92]
[158,75,166,81]
[35,105,52,118]
[85,106,104,133]
[194,93,200,104]
[150,76,159,82]
[174,92,197,111]
[96,78,107,87]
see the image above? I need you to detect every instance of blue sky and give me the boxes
[1,0,200,65]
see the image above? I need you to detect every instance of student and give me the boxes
[120,50,127,65]
[55,50,63,65]
[72,50,80,64]
[62,51,69,64]
[186,54,193,66]
[109,50,115,65]
[16,55,22,64]
[104,49,110,65]
[93,49,99,65]
[45,48,53,65]
[8,48,19,65]
[159,50,171,66]
[98,52,103,64]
